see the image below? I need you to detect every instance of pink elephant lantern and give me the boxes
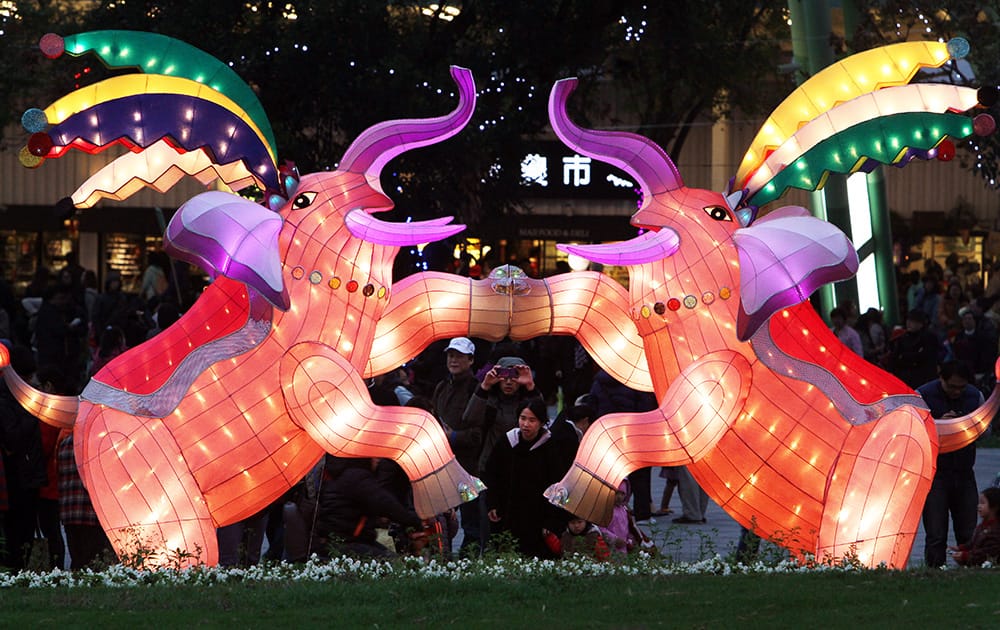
[5,30,485,566]
[535,39,1000,568]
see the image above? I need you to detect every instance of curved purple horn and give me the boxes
[557,228,680,266]
[339,66,476,178]
[549,78,683,203]
[345,209,465,246]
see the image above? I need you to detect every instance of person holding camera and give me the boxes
[465,356,544,475]
[461,355,543,552]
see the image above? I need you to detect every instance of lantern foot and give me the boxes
[76,401,218,568]
[411,457,484,519]
[816,405,935,569]
[544,463,618,526]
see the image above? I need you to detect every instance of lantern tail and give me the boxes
[21,30,281,206]
[737,39,994,211]
[0,358,77,430]
[936,355,1000,452]
[736,40,961,192]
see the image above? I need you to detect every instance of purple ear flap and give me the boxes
[733,208,858,341]
[165,191,289,310]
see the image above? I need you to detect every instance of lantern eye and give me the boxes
[292,191,317,209]
[704,205,732,222]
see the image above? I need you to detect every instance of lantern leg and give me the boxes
[546,351,752,525]
[76,402,218,568]
[281,341,482,517]
[816,406,936,568]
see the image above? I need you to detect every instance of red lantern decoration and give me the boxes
[936,139,956,161]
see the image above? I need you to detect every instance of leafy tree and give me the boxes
[0,1,89,151]
[597,1,792,163]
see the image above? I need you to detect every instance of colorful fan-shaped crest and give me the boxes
[19,30,288,208]
[726,38,994,222]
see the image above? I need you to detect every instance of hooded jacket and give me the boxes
[312,455,422,551]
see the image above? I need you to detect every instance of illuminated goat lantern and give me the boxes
[6,31,483,566]
[537,40,1000,568]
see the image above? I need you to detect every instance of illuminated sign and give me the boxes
[519,142,638,199]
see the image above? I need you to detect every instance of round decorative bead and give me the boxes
[18,147,43,168]
[27,132,53,157]
[39,33,65,59]
[947,37,970,60]
[21,108,48,133]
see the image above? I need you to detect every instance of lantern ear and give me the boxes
[733,207,858,340]
[165,191,289,310]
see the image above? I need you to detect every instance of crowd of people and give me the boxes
[283,338,666,564]
[6,248,1000,569]
[0,252,181,570]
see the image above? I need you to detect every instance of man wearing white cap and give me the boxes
[432,337,481,555]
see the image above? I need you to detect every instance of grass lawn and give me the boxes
[3,570,1000,628]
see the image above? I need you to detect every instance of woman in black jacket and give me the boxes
[483,398,568,558]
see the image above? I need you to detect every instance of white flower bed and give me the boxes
[0,553,887,588]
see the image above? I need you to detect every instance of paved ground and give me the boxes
[453,447,1000,568]
[636,446,1000,568]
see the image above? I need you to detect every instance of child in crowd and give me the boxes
[950,487,1000,567]
[599,479,657,557]
[560,516,610,561]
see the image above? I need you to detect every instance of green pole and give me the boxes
[789,0,858,318]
